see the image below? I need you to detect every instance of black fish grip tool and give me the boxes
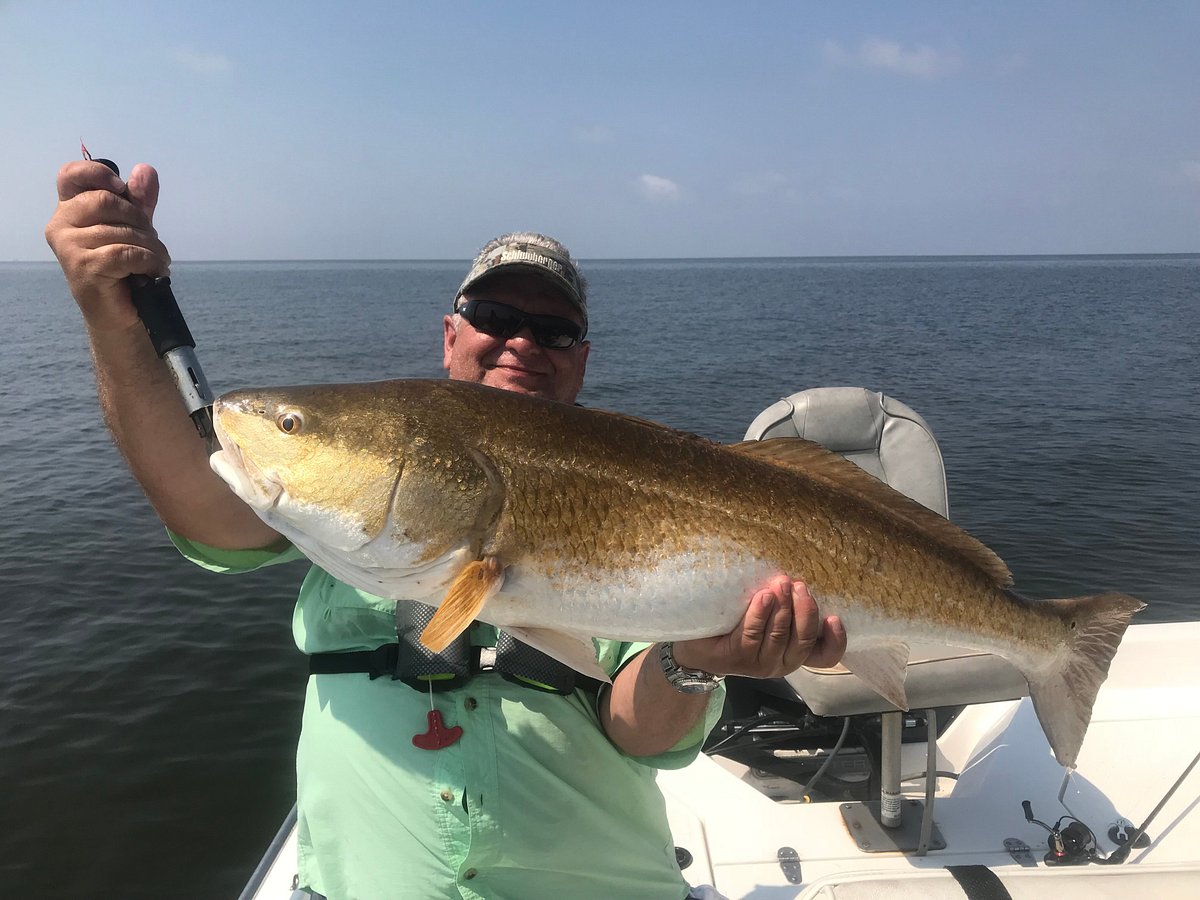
[85,152,217,450]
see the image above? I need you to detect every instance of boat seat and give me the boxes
[743,387,1028,715]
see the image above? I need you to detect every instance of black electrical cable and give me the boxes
[800,716,852,796]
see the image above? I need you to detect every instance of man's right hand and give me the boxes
[44,159,283,552]
[45,161,172,332]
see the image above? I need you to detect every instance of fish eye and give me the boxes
[276,411,305,435]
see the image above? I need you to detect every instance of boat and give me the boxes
[240,387,1200,899]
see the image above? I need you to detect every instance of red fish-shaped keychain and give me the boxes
[413,683,462,750]
[413,710,463,750]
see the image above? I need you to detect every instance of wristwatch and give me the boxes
[659,642,725,694]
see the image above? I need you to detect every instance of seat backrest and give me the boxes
[743,386,949,518]
[745,387,1027,715]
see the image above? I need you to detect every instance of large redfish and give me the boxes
[209,379,1143,767]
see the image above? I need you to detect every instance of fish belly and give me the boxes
[482,546,779,641]
[816,591,1045,659]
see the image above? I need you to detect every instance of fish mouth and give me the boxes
[209,408,283,511]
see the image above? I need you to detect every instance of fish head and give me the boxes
[209,381,507,586]
[210,385,406,554]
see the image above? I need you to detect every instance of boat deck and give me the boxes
[660,621,1200,897]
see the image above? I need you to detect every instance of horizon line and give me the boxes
[6,251,1199,265]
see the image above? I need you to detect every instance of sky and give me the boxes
[4,1,1199,260]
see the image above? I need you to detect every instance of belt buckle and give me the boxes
[476,646,498,673]
[365,644,400,680]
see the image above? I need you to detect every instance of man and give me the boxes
[46,161,847,899]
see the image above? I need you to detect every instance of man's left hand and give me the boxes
[671,576,846,679]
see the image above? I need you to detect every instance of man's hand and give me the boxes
[601,577,845,757]
[42,159,283,551]
[671,576,846,678]
[45,160,170,332]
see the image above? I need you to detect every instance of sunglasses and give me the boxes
[456,298,585,350]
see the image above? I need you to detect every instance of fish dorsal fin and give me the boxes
[592,407,721,446]
[730,438,1013,586]
[420,557,504,651]
[596,408,676,431]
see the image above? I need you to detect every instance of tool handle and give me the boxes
[127,274,216,442]
[86,153,217,447]
[85,160,195,356]
[128,275,197,356]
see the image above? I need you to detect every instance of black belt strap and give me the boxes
[310,601,600,695]
[309,643,402,679]
[308,642,600,694]
[946,865,1013,900]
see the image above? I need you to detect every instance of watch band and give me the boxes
[659,642,725,694]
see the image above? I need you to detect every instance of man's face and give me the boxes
[442,274,590,404]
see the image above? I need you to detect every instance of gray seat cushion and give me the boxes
[744,387,949,517]
[744,387,1027,714]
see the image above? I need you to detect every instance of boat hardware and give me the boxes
[1002,838,1036,867]
[1107,818,1150,849]
[839,707,946,854]
[776,846,802,884]
[1021,800,1096,866]
[842,798,947,853]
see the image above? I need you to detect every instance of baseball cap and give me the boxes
[455,236,587,332]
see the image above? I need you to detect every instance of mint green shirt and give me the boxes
[171,534,724,900]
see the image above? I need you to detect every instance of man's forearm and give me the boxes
[88,322,281,550]
[599,644,711,757]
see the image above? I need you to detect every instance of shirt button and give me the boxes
[464,697,478,711]
[440,789,454,803]
[464,869,478,880]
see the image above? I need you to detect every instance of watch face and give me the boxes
[672,675,721,694]
[659,642,722,693]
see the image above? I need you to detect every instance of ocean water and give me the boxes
[1,255,1197,897]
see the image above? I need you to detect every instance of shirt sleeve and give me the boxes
[167,529,306,573]
[594,638,727,771]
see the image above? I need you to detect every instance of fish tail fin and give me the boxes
[1021,591,1145,768]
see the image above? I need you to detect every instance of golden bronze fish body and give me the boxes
[211,379,1143,767]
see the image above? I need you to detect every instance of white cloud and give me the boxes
[638,174,680,201]
[172,47,233,76]
[1182,161,1200,186]
[824,37,962,79]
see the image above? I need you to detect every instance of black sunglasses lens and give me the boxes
[470,302,523,338]
[464,300,580,349]
[529,321,579,349]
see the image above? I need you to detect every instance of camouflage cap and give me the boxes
[455,238,587,332]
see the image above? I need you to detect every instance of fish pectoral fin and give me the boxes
[420,557,504,652]
[837,641,912,711]
[500,626,611,684]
